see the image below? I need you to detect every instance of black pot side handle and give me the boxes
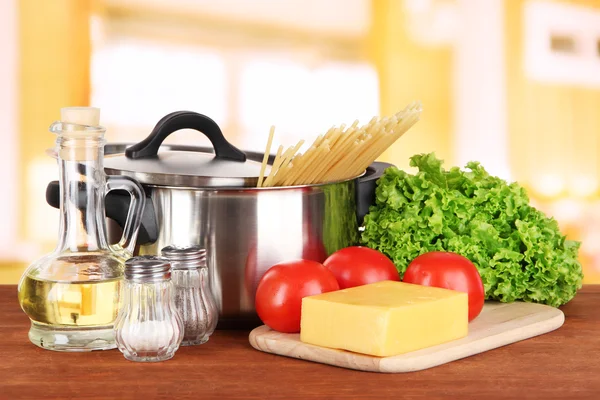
[125,111,246,162]
[45,181,159,245]
[355,161,394,226]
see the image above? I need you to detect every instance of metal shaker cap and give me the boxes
[125,256,171,282]
[161,245,207,269]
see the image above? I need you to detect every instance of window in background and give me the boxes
[524,1,600,88]
[92,39,228,134]
[238,56,379,152]
[91,37,229,145]
[90,0,379,154]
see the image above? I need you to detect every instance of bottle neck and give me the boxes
[55,136,110,253]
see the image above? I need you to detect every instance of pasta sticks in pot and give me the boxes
[348,111,420,177]
[256,126,275,187]
[342,103,421,179]
[270,140,305,186]
[263,140,305,187]
[257,101,422,187]
[281,134,330,186]
[306,124,365,184]
[287,140,331,186]
[282,139,324,185]
[261,145,284,187]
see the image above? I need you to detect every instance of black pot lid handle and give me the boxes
[125,111,246,162]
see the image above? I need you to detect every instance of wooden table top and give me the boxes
[1,284,599,400]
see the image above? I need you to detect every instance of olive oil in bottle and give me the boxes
[19,276,121,327]
[17,253,127,350]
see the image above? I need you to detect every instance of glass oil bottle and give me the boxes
[17,107,145,351]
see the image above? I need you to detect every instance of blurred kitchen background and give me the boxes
[0,0,599,284]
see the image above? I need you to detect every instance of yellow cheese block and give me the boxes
[300,280,468,357]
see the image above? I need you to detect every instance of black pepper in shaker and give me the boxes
[161,245,219,345]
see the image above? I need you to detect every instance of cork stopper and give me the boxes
[56,106,104,161]
[61,107,100,127]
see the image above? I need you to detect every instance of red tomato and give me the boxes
[323,246,399,289]
[403,251,485,322]
[255,260,339,333]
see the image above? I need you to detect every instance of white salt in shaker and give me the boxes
[114,256,184,362]
[161,245,219,345]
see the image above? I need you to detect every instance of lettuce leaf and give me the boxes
[361,153,583,306]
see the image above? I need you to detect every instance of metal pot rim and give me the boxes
[134,170,365,191]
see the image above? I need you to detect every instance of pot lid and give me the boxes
[104,149,269,188]
[104,111,270,188]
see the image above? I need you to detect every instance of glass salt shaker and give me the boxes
[161,245,219,345]
[113,256,184,362]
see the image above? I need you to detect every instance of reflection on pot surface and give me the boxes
[322,183,359,255]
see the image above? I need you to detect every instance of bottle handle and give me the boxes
[105,176,146,256]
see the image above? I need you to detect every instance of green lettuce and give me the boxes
[361,153,583,307]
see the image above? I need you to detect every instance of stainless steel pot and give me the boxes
[46,111,393,329]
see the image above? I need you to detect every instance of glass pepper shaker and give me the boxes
[161,245,219,345]
[114,256,184,362]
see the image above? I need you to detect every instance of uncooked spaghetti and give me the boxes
[257,101,422,187]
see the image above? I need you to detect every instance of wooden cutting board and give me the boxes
[249,301,564,373]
